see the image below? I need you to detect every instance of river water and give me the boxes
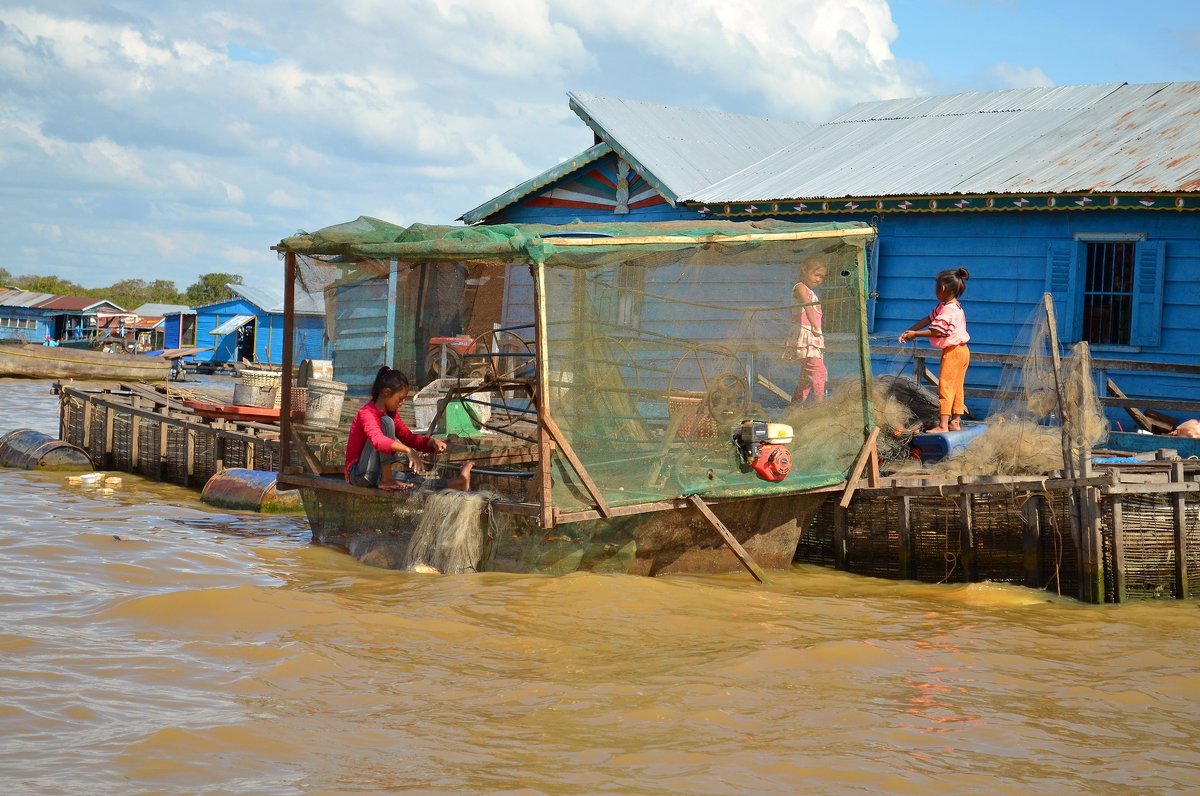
[1,378,1198,794]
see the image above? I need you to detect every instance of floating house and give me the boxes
[163,281,327,366]
[0,288,127,343]
[463,82,1200,424]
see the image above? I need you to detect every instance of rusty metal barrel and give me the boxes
[200,468,303,513]
[0,429,93,471]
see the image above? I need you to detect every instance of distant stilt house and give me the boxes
[463,83,1200,422]
[130,302,191,353]
[165,282,328,367]
[0,288,127,344]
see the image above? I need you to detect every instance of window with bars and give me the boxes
[1081,240,1135,345]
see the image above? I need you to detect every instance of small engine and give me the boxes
[731,420,794,482]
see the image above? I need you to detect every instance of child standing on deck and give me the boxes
[785,258,828,402]
[899,267,971,433]
[345,366,472,492]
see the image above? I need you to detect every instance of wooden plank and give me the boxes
[289,425,327,477]
[1110,496,1126,603]
[1172,461,1190,599]
[540,413,612,518]
[533,260,553,529]
[872,345,1200,377]
[1021,495,1042,589]
[755,374,791,402]
[687,494,767,584]
[839,426,881,509]
[1106,376,1156,433]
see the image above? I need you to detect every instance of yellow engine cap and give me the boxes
[766,423,794,444]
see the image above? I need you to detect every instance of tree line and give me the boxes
[0,268,244,310]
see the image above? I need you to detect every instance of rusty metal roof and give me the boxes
[0,288,124,313]
[689,81,1200,202]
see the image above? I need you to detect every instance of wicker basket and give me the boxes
[241,369,282,389]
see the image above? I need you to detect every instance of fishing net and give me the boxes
[402,489,491,573]
[281,218,878,511]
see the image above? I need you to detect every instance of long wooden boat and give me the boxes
[0,343,170,380]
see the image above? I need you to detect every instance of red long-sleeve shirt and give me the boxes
[343,401,435,481]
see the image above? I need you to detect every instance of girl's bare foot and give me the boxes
[449,461,473,491]
[927,425,950,434]
[948,420,962,431]
[378,479,412,492]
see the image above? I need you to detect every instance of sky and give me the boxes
[1,0,1197,292]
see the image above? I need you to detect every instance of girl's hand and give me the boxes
[899,331,912,343]
[405,448,426,474]
[428,437,447,454]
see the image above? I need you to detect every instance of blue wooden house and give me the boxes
[164,281,327,366]
[462,83,1200,422]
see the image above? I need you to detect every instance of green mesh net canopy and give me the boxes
[279,217,876,511]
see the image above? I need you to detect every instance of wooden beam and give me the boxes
[289,425,326,476]
[279,251,297,474]
[897,495,912,580]
[533,259,553,529]
[1109,496,1126,603]
[540,413,612,518]
[687,494,767,584]
[1171,461,1190,599]
[1106,376,1171,433]
[839,426,881,509]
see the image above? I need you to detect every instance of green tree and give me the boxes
[0,266,12,286]
[17,274,86,295]
[185,272,243,306]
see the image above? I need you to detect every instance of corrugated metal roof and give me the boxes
[689,81,1200,202]
[460,142,612,224]
[232,280,325,315]
[210,314,255,336]
[568,91,818,203]
[0,288,122,313]
[131,302,191,316]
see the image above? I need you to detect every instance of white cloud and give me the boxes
[984,61,1055,89]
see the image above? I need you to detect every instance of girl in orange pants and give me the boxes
[899,267,971,432]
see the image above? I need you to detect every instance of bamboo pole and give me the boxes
[533,260,554,529]
[545,227,876,247]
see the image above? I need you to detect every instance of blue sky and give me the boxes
[0,0,1196,291]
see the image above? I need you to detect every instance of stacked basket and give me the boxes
[235,369,282,408]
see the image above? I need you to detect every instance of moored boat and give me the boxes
[0,342,170,381]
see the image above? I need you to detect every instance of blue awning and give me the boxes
[210,314,254,336]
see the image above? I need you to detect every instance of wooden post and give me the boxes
[1077,452,1104,603]
[833,503,849,571]
[533,260,554,529]
[897,496,912,580]
[687,495,767,584]
[959,486,975,583]
[1021,495,1042,589]
[839,426,880,509]
[129,398,141,471]
[103,405,114,470]
[1042,294,1074,479]
[1171,461,1190,599]
[185,428,195,487]
[214,419,226,473]
[158,406,169,481]
[279,251,297,474]
[1110,495,1126,603]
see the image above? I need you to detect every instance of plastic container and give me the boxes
[305,378,348,428]
[909,423,988,463]
[413,378,491,435]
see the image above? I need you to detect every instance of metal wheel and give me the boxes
[666,345,750,449]
[470,329,537,429]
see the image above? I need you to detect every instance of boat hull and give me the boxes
[298,481,826,575]
[0,343,170,380]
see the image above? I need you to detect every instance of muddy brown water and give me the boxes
[0,378,1198,793]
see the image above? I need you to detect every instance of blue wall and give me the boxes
[0,308,51,343]
[194,298,326,365]
[490,189,1200,421]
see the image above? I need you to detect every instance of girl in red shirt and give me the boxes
[344,367,472,491]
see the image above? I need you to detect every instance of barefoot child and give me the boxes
[785,258,827,402]
[899,267,971,433]
[345,366,472,492]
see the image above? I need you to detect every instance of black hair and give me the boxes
[370,366,410,401]
[936,267,970,299]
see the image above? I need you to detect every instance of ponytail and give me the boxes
[937,267,970,299]
[370,366,410,401]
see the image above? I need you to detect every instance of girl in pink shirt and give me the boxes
[345,366,471,492]
[784,259,828,402]
[899,267,971,433]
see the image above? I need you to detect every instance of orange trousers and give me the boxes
[938,344,970,416]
